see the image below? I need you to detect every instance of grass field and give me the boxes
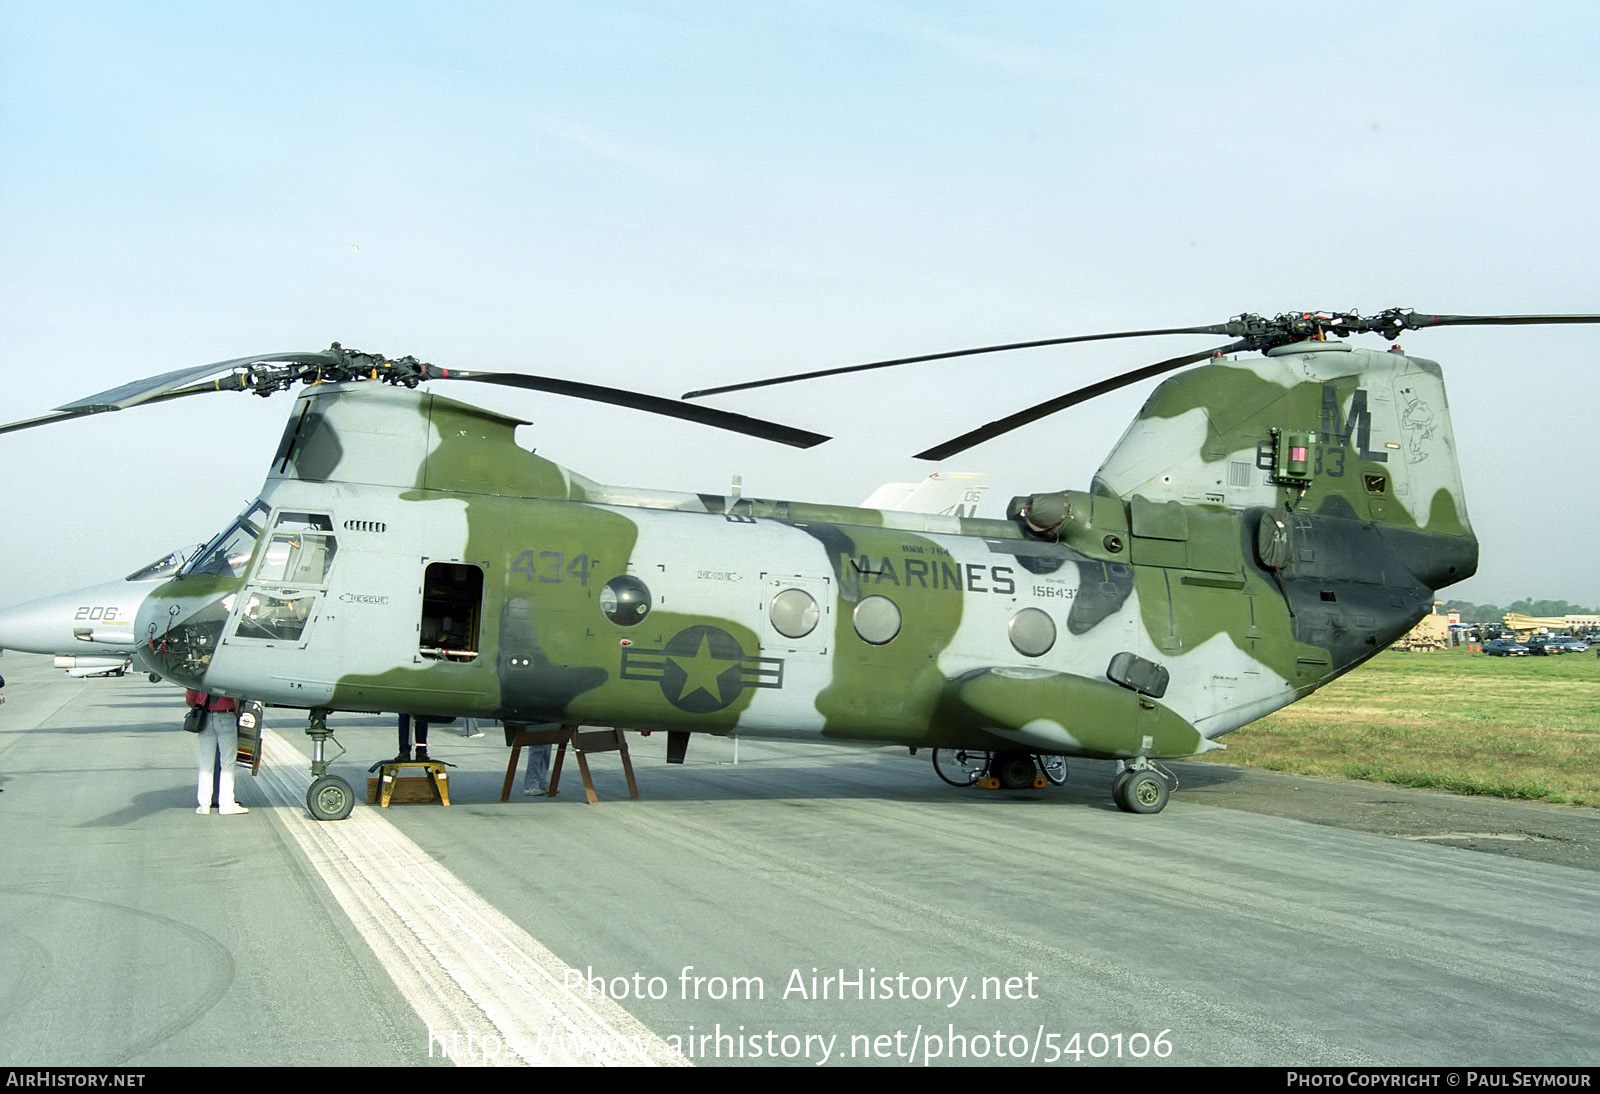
[1197,645,1600,806]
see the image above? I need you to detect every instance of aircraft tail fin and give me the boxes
[862,472,989,517]
[1005,342,1478,689]
[1091,342,1477,593]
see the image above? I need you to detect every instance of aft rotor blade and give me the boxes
[1389,312,1600,331]
[437,369,830,449]
[914,342,1244,461]
[681,324,1234,400]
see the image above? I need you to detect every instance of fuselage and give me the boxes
[131,346,1476,763]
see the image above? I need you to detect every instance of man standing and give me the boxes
[188,691,247,815]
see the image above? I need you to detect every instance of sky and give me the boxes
[2,0,1597,612]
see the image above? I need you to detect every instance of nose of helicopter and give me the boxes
[134,588,234,689]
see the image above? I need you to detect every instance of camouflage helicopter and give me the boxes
[0,309,1584,820]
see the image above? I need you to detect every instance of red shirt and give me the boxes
[185,690,237,713]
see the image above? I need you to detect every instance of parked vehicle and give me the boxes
[1526,635,1587,655]
[1483,638,1532,657]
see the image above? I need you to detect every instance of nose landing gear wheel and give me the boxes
[307,774,355,821]
[1113,769,1170,814]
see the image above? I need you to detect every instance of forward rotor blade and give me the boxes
[0,352,336,437]
[54,353,331,412]
[0,409,91,437]
[681,324,1233,400]
[0,347,827,449]
[913,342,1244,461]
[436,369,830,449]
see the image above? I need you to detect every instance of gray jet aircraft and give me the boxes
[0,546,198,676]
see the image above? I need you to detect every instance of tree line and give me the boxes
[1442,599,1599,624]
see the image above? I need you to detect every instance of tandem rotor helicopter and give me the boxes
[1,308,1591,820]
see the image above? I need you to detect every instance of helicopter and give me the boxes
[1,308,1584,820]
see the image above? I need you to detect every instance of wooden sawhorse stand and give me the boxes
[500,724,639,804]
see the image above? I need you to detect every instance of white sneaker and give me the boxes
[196,805,211,815]
[219,802,250,815]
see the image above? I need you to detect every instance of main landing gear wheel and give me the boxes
[1039,755,1068,786]
[1114,769,1170,815]
[307,775,355,821]
[933,748,989,787]
[991,750,1040,790]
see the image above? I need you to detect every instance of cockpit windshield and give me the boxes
[180,499,270,580]
[124,543,204,582]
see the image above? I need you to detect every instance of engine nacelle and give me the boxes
[1008,489,1094,542]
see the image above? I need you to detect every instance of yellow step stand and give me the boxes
[367,760,451,807]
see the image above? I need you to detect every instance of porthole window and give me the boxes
[600,575,652,626]
[1008,607,1056,657]
[852,595,902,645]
[770,588,820,639]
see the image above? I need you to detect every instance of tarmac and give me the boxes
[1,650,1597,1067]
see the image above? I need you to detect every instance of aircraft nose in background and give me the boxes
[0,581,146,656]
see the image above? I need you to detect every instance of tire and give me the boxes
[307,775,355,821]
[1111,768,1135,810]
[1039,755,1067,786]
[933,748,988,788]
[1118,770,1170,814]
[992,751,1037,790]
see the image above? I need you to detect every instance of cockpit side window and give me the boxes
[255,534,337,585]
[256,511,338,585]
[234,592,316,642]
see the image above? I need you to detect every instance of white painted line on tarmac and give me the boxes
[256,728,685,1067]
